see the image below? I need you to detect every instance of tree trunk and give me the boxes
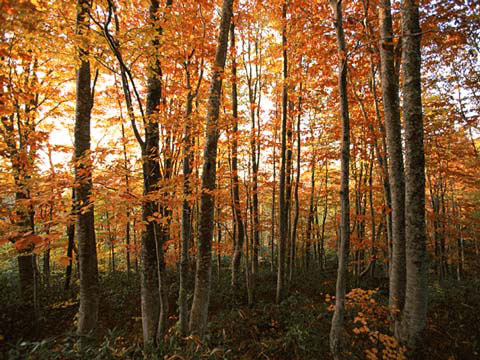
[320,163,329,270]
[378,0,406,323]
[399,0,427,353]
[368,155,377,278]
[121,124,131,276]
[305,126,316,271]
[277,0,288,304]
[139,0,173,346]
[65,189,75,291]
[271,116,278,273]
[290,86,302,282]
[179,69,196,336]
[74,0,99,345]
[329,0,350,357]
[189,0,233,338]
[230,21,246,292]
[245,42,261,277]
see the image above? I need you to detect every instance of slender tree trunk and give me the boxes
[74,0,99,344]
[285,107,293,287]
[368,155,377,278]
[179,73,196,336]
[65,189,75,291]
[290,87,302,282]
[245,181,254,305]
[133,218,138,273]
[399,0,427,353]
[378,0,406,324]
[320,163,329,271]
[217,216,222,280]
[362,0,393,272]
[329,0,350,357]
[230,21,246,292]
[43,204,52,289]
[121,124,131,275]
[271,117,277,273]
[189,0,233,338]
[277,0,288,304]
[305,128,316,271]
[247,70,260,278]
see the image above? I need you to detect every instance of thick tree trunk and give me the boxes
[399,0,428,354]
[230,21,246,292]
[74,0,99,344]
[139,0,173,346]
[329,0,350,357]
[378,0,406,323]
[189,0,233,338]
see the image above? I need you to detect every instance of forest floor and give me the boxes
[0,260,479,359]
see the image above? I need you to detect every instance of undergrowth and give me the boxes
[1,264,479,359]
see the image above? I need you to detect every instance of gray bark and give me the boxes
[290,86,302,281]
[74,0,99,344]
[230,21,246,292]
[179,65,196,336]
[305,125,316,271]
[378,0,406,324]
[328,0,350,357]
[399,0,428,354]
[64,189,75,291]
[189,0,233,338]
[276,1,288,304]
[121,124,131,276]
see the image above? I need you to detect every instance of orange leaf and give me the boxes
[59,256,71,266]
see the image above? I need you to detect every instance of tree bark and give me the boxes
[276,0,288,304]
[399,0,427,354]
[320,163,329,270]
[329,0,350,357]
[121,124,131,276]
[290,86,302,282]
[378,0,406,325]
[189,0,233,338]
[305,125,316,271]
[74,0,99,344]
[271,115,278,273]
[230,21,246,292]
[179,64,197,336]
[65,189,76,291]
[140,0,173,346]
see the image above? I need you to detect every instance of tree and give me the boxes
[378,0,406,327]
[328,0,350,357]
[399,0,427,354]
[189,0,234,338]
[230,20,246,292]
[276,0,289,304]
[74,0,99,345]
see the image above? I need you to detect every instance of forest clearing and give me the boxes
[1,0,479,358]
